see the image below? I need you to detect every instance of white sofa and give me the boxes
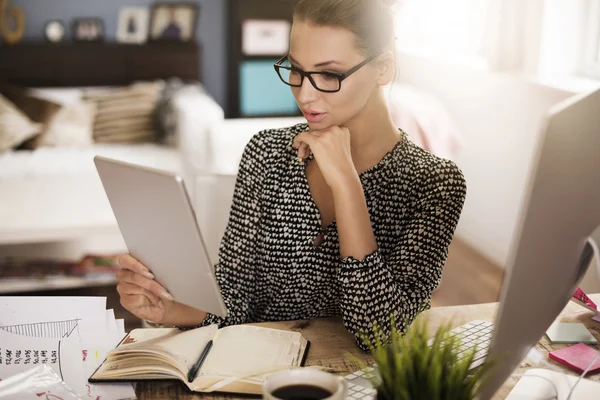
[0,83,303,264]
[0,86,220,250]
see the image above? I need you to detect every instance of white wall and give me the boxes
[395,53,574,267]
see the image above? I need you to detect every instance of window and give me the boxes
[393,0,600,84]
[582,0,600,79]
[392,0,491,65]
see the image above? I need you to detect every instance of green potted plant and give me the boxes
[362,317,495,400]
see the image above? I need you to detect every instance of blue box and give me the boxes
[240,59,299,116]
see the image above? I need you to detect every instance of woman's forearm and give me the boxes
[331,174,378,260]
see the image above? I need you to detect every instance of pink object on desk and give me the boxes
[549,343,600,374]
[573,287,598,311]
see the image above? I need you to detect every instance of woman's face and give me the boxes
[288,21,381,131]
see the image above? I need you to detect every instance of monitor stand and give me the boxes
[589,225,600,275]
[574,225,600,285]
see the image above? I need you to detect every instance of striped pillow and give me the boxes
[84,81,163,144]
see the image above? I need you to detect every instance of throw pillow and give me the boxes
[84,81,163,144]
[28,87,85,108]
[0,94,42,151]
[31,100,97,147]
[0,81,61,125]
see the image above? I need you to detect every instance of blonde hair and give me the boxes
[293,0,396,57]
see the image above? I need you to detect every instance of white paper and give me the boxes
[0,297,108,341]
[105,309,117,333]
[0,296,136,400]
[0,364,83,399]
[82,340,137,399]
[242,19,290,55]
[0,330,86,395]
[116,319,125,335]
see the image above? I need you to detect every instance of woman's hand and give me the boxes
[116,254,173,324]
[293,126,358,190]
[116,254,209,327]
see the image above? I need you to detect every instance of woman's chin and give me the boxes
[306,120,334,131]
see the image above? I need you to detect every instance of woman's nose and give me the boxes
[296,76,319,104]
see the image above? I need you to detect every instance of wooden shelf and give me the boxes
[226,0,299,118]
[0,41,201,87]
[0,276,117,294]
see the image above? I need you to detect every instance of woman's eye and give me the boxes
[321,73,338,81]
[290,70,301,77]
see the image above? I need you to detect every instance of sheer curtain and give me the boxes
[480,0,546,73]
[392,0,490,63]
[393,0,545,73]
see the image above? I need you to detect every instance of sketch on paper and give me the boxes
[0,319,80,339]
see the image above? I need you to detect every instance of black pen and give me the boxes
[187,340,213,383]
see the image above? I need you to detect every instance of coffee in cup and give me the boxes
[262,368,347,400]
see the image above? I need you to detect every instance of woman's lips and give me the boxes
[302,110,325,123]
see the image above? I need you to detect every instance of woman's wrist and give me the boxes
[330,171,362,198]
[160,300,207,327]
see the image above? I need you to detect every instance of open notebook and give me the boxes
[89,324,310,395]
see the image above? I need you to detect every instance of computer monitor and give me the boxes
[478,87,600,399]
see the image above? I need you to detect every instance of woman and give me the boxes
[116,0,467,350]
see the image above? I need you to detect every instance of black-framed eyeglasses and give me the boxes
[273,52,382,93]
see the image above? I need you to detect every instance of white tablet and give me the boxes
[94,156,227,318]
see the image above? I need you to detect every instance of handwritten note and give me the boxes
[0,348,58,367]
[0,330,85,394]
[0,296,136,399]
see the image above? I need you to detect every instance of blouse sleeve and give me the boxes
[338,162,467,351]
[183,132,268,329]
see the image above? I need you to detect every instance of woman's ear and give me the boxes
[376,51,396,86]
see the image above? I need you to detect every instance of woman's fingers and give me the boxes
[298,142,309,161]
[294,131,319,162]
[117,269,173,301]
[119,293,166,323]
[118,254,154,279]
[116,282,161,307]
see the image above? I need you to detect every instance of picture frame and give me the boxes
[242,19,291,56]
[149,2,199,42]
[72,18,104,42]
[116,7,150,44]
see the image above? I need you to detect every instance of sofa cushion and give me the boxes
[0,94,42,151]
[28,87,85,107]
[31,99,97,148]
[0,82,61,126]
[84,81,163,144]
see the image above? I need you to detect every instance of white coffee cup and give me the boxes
[262,368,348,400]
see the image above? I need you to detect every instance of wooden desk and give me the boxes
[136,295,600,399]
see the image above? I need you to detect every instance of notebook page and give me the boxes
[113,325,218,372]
[199,326,302,377]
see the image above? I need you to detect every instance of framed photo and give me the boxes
[242,19,290,56]
[116,7,150,44]
[72,18,104,42]
[149,2,199,42]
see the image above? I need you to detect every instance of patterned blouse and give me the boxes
[199,123,466,350]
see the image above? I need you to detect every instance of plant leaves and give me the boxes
[365,316,495,400]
